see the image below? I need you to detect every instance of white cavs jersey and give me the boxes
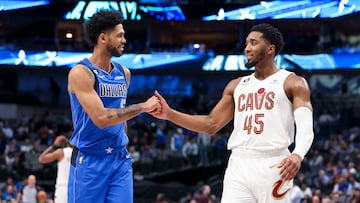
[54,147,72,203]
[56,147,72,187]
[228,69,295,152]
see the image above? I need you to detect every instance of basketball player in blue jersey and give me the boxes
[67,10,160,203]
[151,23,314,203]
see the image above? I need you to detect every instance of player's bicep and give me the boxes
[289,76,312,110]
[210,95,234,127]
[209,79,237,130]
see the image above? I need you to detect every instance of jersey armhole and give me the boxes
[113,62,129,86]
[78,61,98,90]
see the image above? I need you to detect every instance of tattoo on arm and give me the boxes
[115,105,141,118]
[105,105,142,120]
[85,68,95,79]
[106,109,113,119]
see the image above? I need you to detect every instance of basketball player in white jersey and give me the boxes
[151,23,314,202]
[38,135,73,203]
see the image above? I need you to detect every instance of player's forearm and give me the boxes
[38,147,52,163]
[94,104,143,128]
[38,144,58,163]
[167,109,217,135]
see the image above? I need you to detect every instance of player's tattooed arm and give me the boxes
[106,105,142,119]
[84,67,95,79]
[98,95,159,127]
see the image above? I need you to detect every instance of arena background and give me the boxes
[0,0,360,202]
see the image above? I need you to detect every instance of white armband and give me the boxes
[292,107,314,160]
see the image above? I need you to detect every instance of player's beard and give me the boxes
[245,49,266,69]
[107,43,122,57]
[245,61,258,69]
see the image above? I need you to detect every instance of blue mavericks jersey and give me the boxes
[69,58,129,151]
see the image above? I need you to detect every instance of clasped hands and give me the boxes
[144,91,168,119]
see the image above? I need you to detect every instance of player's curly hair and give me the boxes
[84,10,124,47]
[250,23,284,55]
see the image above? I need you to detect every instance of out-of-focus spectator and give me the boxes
[318,108,337,124]
[290,182,303,203]
[128,145,140,164]
[5,139,20,156]
[1,184,17,201]
[300,183,313,202]
[16,120,29,141]
[197,132,211,166]
[155,192,168,203]
[314,169,332,194]
[312,194,320,203]
[332,176,352,201]
[130,117,152,145]
[170,128,185,153]
[194,184,212,203]
[321,195,332,203]
[138,144,156,174]
[210,134,227,164]
[178,191,193,203]
[308,149,324,169]
[182,136,198,166]
[155,121,167,150]
[1,120,14,140]
[20,138,33,153]
[349,184,360,203]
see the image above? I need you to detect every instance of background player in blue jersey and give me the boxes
[67,10,160,203]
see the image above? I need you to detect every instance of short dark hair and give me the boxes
[250,23,284,55]
[84,10,124,47]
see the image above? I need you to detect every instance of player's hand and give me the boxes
[143,95,161,114]
[150,90,170,119]
[277,153,302,181]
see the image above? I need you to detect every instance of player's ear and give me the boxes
[268,44,275,54]
[98,32,107,44]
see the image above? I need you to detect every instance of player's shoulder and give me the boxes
[285,71,307,83]
[284,71,310,91]
[224,77,243,93]
[227,76,242,86]
[68,63,96,93]
[69,63,93,79]
[228,72,254,86]
[70,63,90,73]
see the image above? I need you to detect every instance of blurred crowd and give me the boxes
[0,90,359,203]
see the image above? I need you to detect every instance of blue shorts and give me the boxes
[68,147,133,203]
